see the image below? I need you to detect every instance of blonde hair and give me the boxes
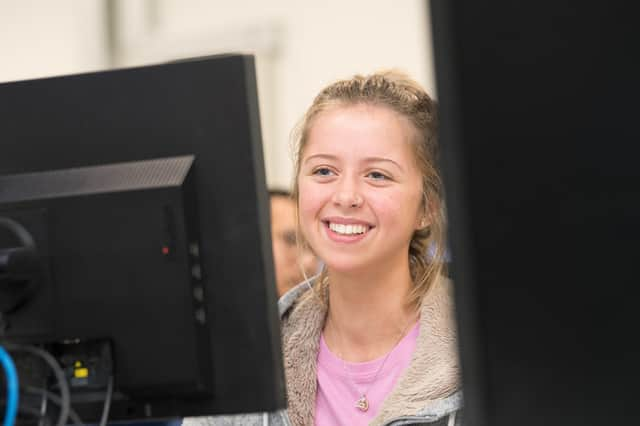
[292,70,446,308]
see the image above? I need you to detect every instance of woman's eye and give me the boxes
[313,167,334,177]
[367,171,389,180]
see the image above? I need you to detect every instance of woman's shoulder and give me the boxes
[277,274,321,318]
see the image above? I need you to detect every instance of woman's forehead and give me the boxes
[302,104,417,162]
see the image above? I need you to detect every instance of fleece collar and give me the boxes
[278,277,461,426]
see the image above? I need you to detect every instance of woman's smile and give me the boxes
[322,217,375,243]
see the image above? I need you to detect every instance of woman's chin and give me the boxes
[321,257,371,276]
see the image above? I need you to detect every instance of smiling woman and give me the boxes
[280,71,461,426]
[292,71,447,307]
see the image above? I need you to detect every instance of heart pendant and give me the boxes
[355,395,369,412]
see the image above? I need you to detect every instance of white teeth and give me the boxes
[329,222,368,235]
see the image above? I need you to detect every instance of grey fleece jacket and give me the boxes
[184,276,463,426]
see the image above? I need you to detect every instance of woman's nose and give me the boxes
[332,179,364,208]
[333,191,363,208]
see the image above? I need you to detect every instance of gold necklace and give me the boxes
[327,313,413,412]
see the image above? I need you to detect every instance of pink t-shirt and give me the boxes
[315,321,420,426]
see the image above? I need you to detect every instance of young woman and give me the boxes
[185,71,461,426]
[281,70,461,425]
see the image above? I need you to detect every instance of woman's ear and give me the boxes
[415,205,430,230]
[416,215,430,230]
[415,194,431,230]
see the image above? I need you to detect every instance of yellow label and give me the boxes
[74,367,89,378]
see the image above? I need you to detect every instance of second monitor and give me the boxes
[0,54,285,422]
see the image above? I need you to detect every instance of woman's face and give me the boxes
[297,103,424,275]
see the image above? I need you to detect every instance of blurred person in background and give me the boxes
[270,189,320,297]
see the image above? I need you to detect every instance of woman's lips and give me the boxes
[322,218,374,243]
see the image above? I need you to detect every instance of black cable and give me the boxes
[97,375,113,426]
[2,399,48,426]
[0,217,36,249]
[22,386,84,426]
[22,379,111,426]
[3,344,70,426]
[4,343,113,426]
[15,405,46,423]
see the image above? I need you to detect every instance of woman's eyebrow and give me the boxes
[303,154,404,172]
[363,156,404,172]
[302,153,338,164]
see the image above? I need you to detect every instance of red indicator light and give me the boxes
[162,246,170,255]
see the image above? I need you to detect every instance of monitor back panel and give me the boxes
[430,1,640,424]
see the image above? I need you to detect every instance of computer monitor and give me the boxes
[430,1,639,425]
[0,54,285,423]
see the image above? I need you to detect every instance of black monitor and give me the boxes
[430,1,639,425]
[0,54,285,423]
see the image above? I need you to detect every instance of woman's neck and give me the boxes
[323,262,418,362]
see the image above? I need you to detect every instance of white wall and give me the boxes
[0,0,436,190]
[0,0,107,82]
